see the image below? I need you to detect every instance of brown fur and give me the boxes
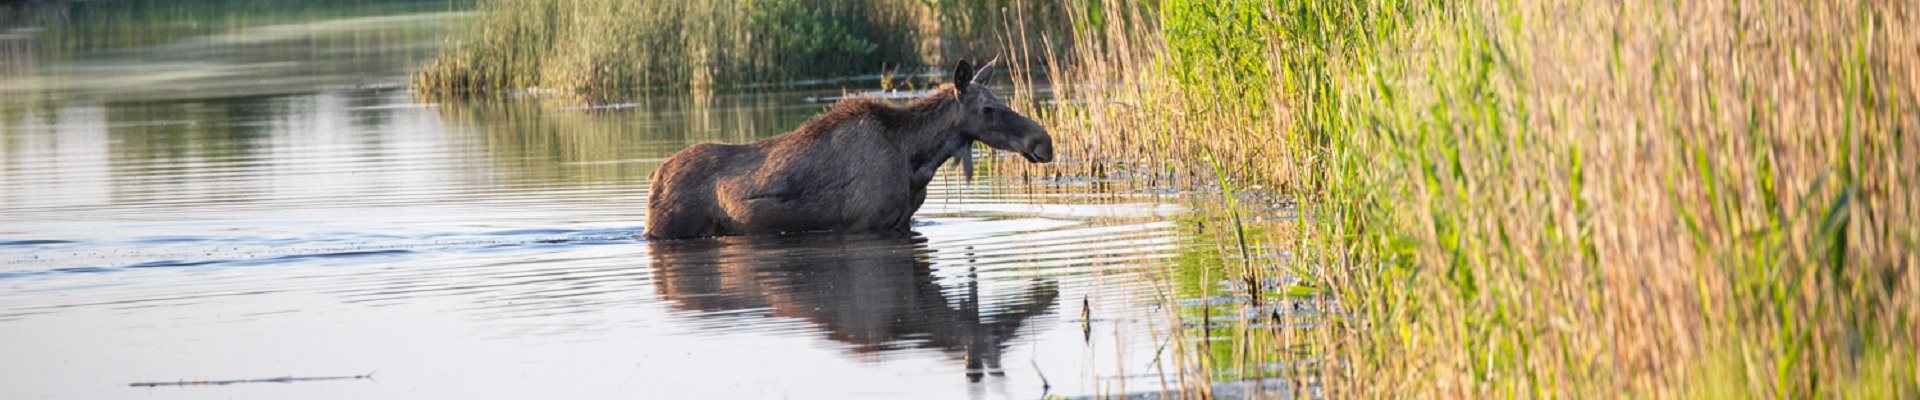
[644,61,1052,240]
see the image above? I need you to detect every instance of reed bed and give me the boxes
[1001,0,1919,397]
[411,0,1073,95]
[412,0,930,94]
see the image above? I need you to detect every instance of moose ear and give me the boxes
[953,60,975,93]
[973,57,997,84]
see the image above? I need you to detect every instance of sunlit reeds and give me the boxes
[411,0,1073,96]
[1003,0,1918,397]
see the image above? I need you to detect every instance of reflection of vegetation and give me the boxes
[1010,0,1918,397]
[2,0,471,104]
[2,1,479,201]
[90,94,287,205]
[105,95,279,165]
[430,92,815,186]
[412,0,1071,93]
[7,0,471,58]
[1160,210,1314,391]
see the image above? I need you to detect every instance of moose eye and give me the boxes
[981,107,997,115]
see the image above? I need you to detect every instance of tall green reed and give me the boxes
[1005,0,1918,397]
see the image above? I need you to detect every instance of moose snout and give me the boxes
[1022,134,1054,163]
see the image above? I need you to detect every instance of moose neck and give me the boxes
[894,91,975,187]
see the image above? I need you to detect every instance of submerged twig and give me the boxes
[1030,358,1050,392]
[129,372,375,388]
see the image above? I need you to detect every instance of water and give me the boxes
[1,3,1199,399]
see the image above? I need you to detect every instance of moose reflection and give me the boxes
[648,234,1058,380]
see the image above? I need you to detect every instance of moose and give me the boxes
[644,60,1054,240]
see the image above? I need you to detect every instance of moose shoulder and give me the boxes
[644,60,1054,240]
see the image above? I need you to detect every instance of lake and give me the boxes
[0,2,1222,399]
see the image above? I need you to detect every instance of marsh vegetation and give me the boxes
[1012,0,1919,397]
[410,0,1071,93]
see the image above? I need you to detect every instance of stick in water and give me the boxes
[129,372,374,387]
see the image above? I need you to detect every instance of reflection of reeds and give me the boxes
[430,92,810,186]
[0,6,41,84]
[3,1,465,104]
[1002,0,1918,397]
[0,33,39,128]
[7,0,460,57]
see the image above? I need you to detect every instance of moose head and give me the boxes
[945,59,1054,179]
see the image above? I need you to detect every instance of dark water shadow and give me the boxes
[648,234,1059,381]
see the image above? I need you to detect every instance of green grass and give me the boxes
[1009,0,1919,397]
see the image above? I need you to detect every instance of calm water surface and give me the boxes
[1,3,1197,399]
